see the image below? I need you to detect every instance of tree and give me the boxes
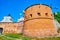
[54,12,60,23]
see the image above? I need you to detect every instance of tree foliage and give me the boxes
[54,12,60,23]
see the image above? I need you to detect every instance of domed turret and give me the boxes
[23,4,58,37]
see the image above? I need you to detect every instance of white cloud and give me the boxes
[20,13,22,16]
[23,10,25,13]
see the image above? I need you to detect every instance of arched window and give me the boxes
[45,13,48,16]
[51,14,52,16]
[37,13,41,16]
[30,14,32,17]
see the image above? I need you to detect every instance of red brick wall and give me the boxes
[0,22,23,34]
[23,4,58,37]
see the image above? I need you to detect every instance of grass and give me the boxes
[33,37,60,40]
[0,34,31,40]
[0,34,60,40]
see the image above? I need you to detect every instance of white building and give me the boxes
[0,14,13,22]
[17,17,24,22]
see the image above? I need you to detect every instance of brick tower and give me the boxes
[23,4,57,37]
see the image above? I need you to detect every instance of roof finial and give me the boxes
[8,13,11,16]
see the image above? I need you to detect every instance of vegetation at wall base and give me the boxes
[0,34,60,40]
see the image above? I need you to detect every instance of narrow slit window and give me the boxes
[37,13,41,16]
[30,14,32,17]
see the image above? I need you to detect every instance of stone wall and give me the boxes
[0,22,23,34]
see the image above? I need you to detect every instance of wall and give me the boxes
[23,4,58,37]
[0,22,23,34]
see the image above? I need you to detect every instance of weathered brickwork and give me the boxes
[0,22,23,34]
[23,4,58,37]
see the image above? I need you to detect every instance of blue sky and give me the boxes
[0,0,60,22]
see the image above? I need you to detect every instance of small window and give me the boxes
[37,13,41,16]
[30,14,32,17]
[45,13,48,16]
[51,14,54,17]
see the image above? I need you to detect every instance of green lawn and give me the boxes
[0,34,60,40]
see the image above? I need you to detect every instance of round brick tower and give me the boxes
[23,4,57,37]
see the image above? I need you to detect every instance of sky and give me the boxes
[0,0,60,22]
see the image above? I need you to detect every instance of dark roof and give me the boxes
[24,4,52,11]
[8,14,11,16]
[6,14,13,19]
